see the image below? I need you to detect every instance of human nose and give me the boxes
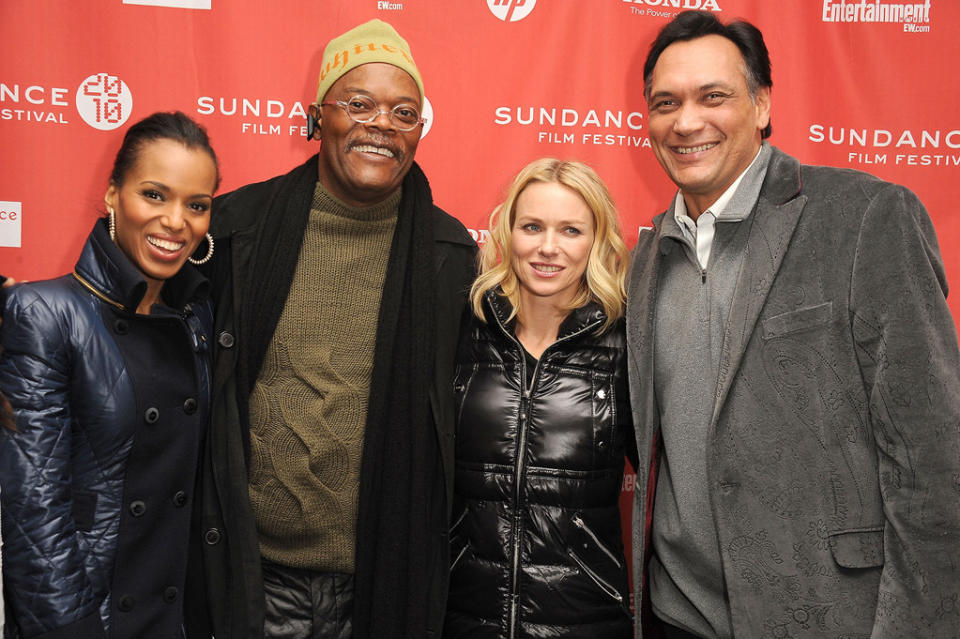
[366,108,397,131]
[538,230,559,256]
[672,103,704,135]
[162,205,186,231]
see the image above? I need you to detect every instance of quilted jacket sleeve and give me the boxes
[0,286,106,639]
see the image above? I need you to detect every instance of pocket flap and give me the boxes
[761,301,833,340]
[828,528,883,568]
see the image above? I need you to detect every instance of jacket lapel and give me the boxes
[626,221,664,450]
[712,148,807,423]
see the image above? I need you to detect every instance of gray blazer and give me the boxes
[627,146,960,638]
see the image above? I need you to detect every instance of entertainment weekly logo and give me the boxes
[487,0,536,22]
[808,123,960,169]
[194,95,435,140]
[822,0,933,32]
[0,73,133,131]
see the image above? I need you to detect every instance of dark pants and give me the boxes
[262,560,354,639]
[655,615,704,639]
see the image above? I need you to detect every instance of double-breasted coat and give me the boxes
[626,146,960,638]
[0,219,212,638]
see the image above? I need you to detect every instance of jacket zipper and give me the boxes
[568,547,631,615]
[572,515,622,569]
[488,304,602,639]
[451,541,469,572]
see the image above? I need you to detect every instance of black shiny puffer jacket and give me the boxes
[445,292,636,639]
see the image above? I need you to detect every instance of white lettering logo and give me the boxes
[808,123,960,168]
[488,0,536,22]
[821,0,932,26]
[0,201,22,248]
[421,96,434,139]
[494,105,651,149]
[122,0,212,9]
[622,0,722,10]
[76,74,133,131]
[467,228,492,245]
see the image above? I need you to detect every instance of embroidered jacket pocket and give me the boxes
[761,301,833,340]
[828,528,884,569]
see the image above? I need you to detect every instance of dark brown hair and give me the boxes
[644,10,773,138]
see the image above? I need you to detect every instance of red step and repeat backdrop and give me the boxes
[1,0,958,578]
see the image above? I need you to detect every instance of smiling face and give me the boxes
[105,138,216,288]
[646,34,770,218]
[510,181,595,313]
[316,62,422,207]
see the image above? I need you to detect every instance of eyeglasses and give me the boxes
[320,95,426,132]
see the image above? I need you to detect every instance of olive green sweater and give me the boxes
[247,182,399,572]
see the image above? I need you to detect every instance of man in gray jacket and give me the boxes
[627,10,960,639]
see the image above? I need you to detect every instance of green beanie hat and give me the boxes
[315,19,424,105]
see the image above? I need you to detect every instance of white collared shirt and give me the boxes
[672,147,763,269]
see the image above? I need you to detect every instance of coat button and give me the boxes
[144,407,159,423]
[596,389,607,400]
[173,491,188,507]
[113,319,129,335]
[117,594,135,612]
[163,586,179,603]
[204,527,222,545]
[129,500,146,517]
[183,397,198,414]
[218,331,235,348]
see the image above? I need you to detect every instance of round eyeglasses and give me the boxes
[320,95,426,132]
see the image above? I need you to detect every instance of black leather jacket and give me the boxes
[445,292,636,639]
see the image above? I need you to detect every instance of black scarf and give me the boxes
[239,156,439,637]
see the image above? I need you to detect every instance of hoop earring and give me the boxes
[188,233,215,265]
[108,207,116,242]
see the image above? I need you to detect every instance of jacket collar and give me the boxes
[73,218,210,313]
[627,145,807,432]
[710,146,806,420]
[483,289,606,341]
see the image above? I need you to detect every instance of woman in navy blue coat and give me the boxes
[0,112,219,639]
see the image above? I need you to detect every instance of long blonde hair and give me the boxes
[470,158,628,332]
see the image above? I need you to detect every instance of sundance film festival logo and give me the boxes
[196,94,435,140]
[0,201,22,248]
[488,0,537,22]
[76,74,133,131]
[809,123,960,168]
[1,73,131,130]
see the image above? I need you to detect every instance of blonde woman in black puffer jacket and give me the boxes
[445,158,638,639]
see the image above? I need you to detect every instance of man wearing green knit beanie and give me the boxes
[193,18,476,639]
